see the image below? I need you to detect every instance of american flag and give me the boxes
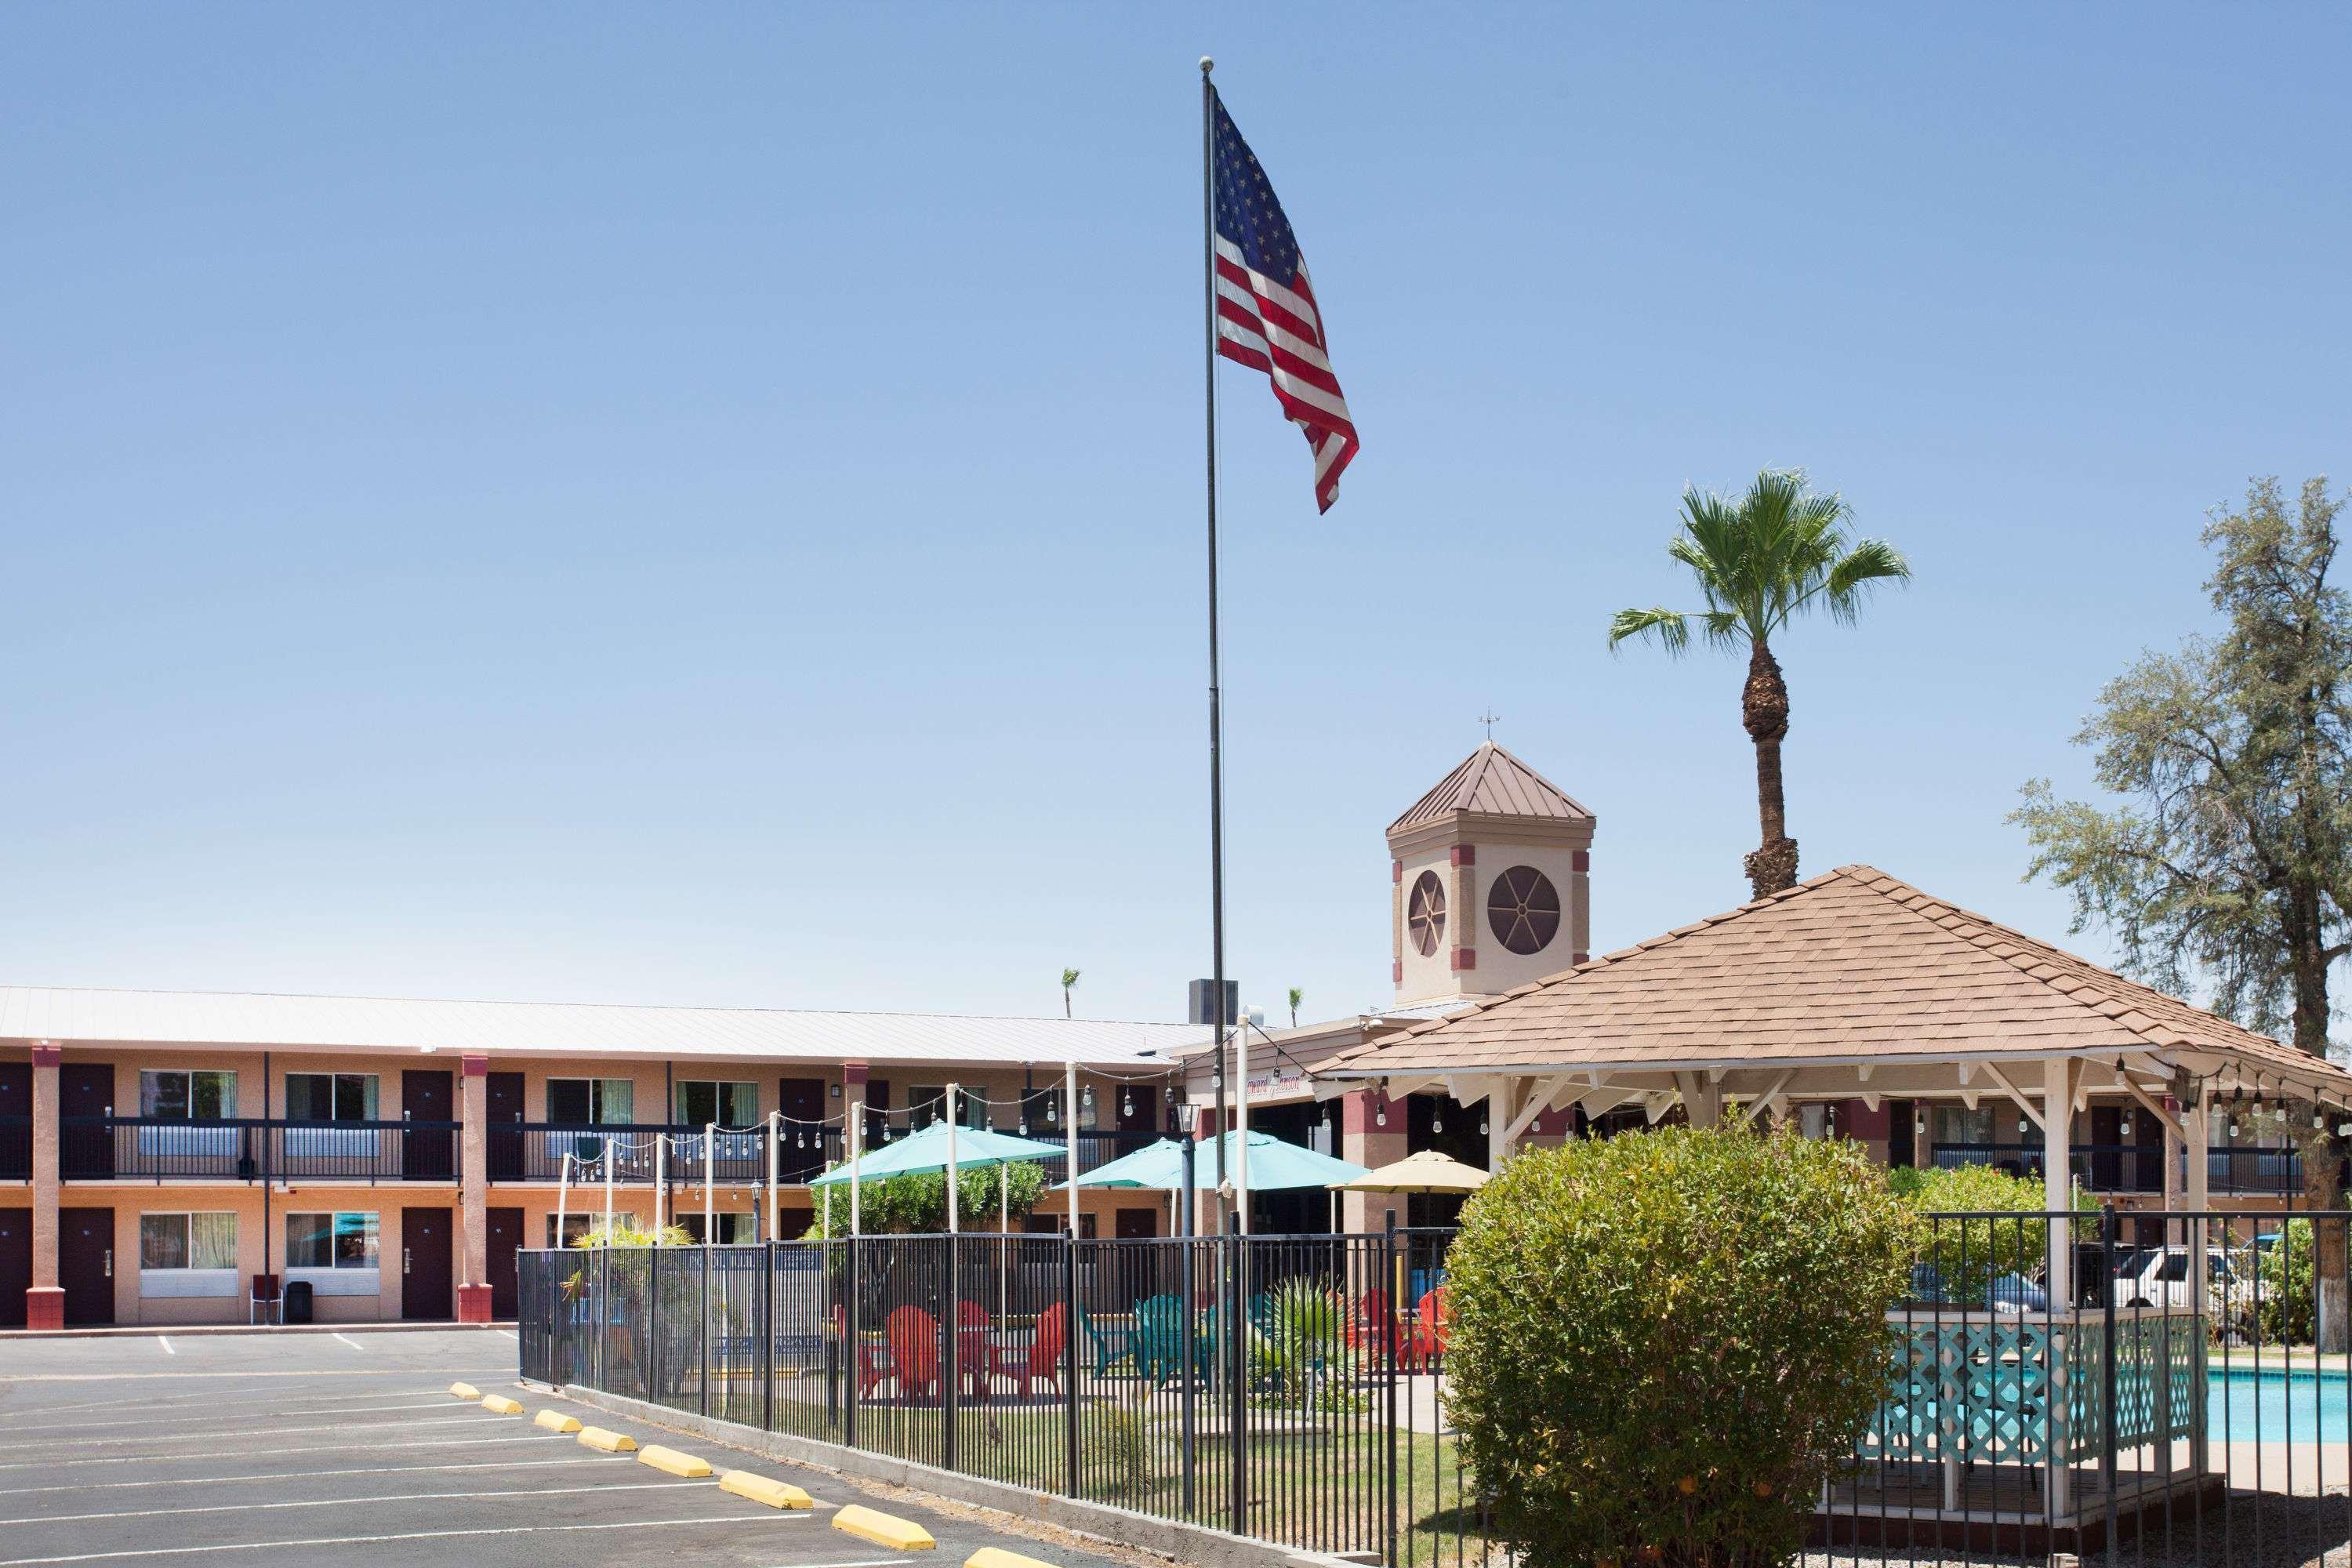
[1211,89,1359,514]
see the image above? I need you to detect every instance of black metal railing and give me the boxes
[1930,1139,2310,1196]
[59,1116,463,1183]
[0,1115,29,1180]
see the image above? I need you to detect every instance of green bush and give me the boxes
[2257,1220,2314,1345]
[1887,1163,2085,1306]
[802,1160,1050,1236]
[1446,1124,1914,1568]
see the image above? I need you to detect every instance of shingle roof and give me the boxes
[0,984,1196,1067]
[1388,742,1592,835]
[1314,864,2352,1091]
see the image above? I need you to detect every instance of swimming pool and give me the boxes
[2208,1365,2350,1444]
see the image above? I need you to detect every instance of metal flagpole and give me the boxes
[1200,53,1229,1228]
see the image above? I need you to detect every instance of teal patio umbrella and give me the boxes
[1064,1131,1370,1230]
[810,1120,1066,1236]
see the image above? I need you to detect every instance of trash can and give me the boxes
[283,1279,314,1325]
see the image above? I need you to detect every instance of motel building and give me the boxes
[0,742,2333,1329]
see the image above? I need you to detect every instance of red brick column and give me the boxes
[1340,1087,1408,1232]
[27,1044,62,1330]
[455,1054,492,1323]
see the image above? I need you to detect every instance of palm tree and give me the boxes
[1061,967,1080,1018]
[1287,987,1303,1029]
[1609,470,1910,898]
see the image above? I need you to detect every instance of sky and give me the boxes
[4,5,2349,1028]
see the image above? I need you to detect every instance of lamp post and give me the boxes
[1176,1101,1200,1239]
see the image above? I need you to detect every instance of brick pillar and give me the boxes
[1341,1087,1408,1232]
[27,1044,61,1330]
[456,1054,492,1323]
[1448,844,1477,980]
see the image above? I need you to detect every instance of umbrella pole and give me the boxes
[1064,1062,1080,1236]
[946,1084,960,1235]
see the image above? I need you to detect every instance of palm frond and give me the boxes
[1608,606,1695,655]
[1819,537,1913,624]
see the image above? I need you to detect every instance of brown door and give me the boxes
[486,1207,524,1321]
[401,1207,452,1319]
[0,1208,28,1327]
[60,1208,114,1326]
[485,1073,525,1181]
[1116,1086,1160,1134]
[2089,1105,2123,1192]
[402,1071,454,1181]
[779,1078,825,1181]
[1114,1207,1157,1239]
[60,1063,114,1178]
[0,1064,28,1178]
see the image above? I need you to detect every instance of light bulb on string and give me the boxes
[1433,1112,1445,1134]
[1122,1090,1134,1119]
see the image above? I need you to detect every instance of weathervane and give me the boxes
[1478,708,1501,740]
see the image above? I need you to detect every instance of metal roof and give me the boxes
[1388,742,1592,835]
[0,984,1202,1067]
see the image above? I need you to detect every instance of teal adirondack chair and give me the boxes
[1135,1294,1218,1384]
[1081,1306,1134,1377]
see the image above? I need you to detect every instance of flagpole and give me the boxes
[1200,53,1230,1231]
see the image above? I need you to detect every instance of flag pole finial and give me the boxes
[1200,56,1214,74]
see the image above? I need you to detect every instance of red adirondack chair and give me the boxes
[833,1305,893,1399]
[986,1301,1066,1399]
[1348,1287,1395,1356]
[955,1300,993,1397]
[885,1305,942,1403]
[1406,1286,1452,1370]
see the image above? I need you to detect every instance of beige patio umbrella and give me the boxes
[1329,1148,1490,1194]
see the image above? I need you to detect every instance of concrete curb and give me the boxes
[536,1381,1362,1568]
[0,1322,514,1342]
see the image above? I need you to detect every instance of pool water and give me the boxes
[2209,1366,2350,1444]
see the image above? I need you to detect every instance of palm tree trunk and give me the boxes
[1741,639,1798,898]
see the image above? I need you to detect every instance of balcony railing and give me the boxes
[60,1116,463,1184]
[0,1116,28,1181]
[1930,1141,2310,1196]
[500,1124,1165,1187]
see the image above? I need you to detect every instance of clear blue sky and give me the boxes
[5,6,2347,1025]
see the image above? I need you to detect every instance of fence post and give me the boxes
[1062,1232,1080,1496]
[1383,1216,1398,1568]
[844,1236,860,1451]
[2100,1203,2118,1557]
[648,1247,661,1403]
[1229,1226,1247,1538]
[700,1243,712,1418]
[761,1240,776,1433]
[944,1235,961,1472]
[1181,1236,1196,1517]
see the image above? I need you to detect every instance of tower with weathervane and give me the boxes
[1388,742,1594,1006]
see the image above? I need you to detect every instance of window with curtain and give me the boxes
[284,1073,379,1122]
[140,1212,237,1270]
[140,1070,237,1120]
[285,1212,379,1269]
[673,1081,757,1127]
[546,1079,634,1124]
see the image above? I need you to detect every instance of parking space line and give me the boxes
[0,1403,464,1436]
[0,1478,710,1527]
[0,1510,810,1564]
[20,1417,510,1452]
[0,1432,554,1473]
[0,1457,607,1499]
[154,1340,173,1357]
[331,1334,363,1352]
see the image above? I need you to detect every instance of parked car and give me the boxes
[2109,1243,2247,1312]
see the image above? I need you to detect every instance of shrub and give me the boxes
[1446,1123,1914,1568]
[1887,1163,2084,1306]
[2257,1220,2314,1345]
[802,1160,1050,1237]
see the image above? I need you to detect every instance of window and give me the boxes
[140,1212,237,1270]
[673,1081,758,1127]
[140,1070,237,1120]
[1798,1103,1830,1140]
[1933,1105,1998,1147]
[1407,871,1446,956]
[546,1078,634,1125]
[285,1212,379,1269]
[677,1212,759,1244]
[1486,866,1562,956]
[546,1213,601,1249]
[284,1073,379,1122]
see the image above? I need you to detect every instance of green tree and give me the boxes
[804,1160,1049,1237]
[1610,470,1911,898]
[2013,475,2352,1341]
[1060,967,1080,1018]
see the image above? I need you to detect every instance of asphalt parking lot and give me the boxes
[0,1329,1131,1568]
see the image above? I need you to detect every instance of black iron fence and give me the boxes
[520,1211,2352,1567]
[1928,1142,2313,1196]
[0,1116,28,1180]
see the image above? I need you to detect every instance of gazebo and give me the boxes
[1308,863,2352,1542]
